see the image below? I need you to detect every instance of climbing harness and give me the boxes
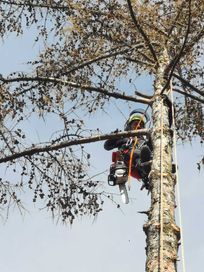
[127,106,150,189]
[107,107,151,203]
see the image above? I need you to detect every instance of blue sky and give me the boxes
[0,28,203,272]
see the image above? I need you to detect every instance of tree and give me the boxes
[0,0,203,271]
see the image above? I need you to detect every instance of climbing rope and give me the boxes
[159,83,186,272]
[159,101,164,272]
[170,81,186,272]
[127,124,139,189]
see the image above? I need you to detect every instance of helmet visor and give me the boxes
[128,114,144,125]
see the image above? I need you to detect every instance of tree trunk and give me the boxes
[144,51,180,272]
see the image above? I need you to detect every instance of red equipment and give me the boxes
[111,151,141,181]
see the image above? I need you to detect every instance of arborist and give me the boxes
[104,109,152,190]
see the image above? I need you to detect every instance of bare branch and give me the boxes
[0,129,150,164]
[1,76,151,104]
[0,0,68,10]
[167,2,187,37]
[161,0,192,94]
[0,129,14,154]
[173,73,204,97]
[134,91,153,99]
[126,0,158,64]
[144,21,168,38]
[173,88,204,104]
[138,51,155,64]
[182,26,204,57]
[125,57,154,68]
[62,44,145,76]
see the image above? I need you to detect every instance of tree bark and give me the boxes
[144,50,180,272]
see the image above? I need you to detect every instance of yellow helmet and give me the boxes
[124,109,149,130]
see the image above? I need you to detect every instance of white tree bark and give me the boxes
[144,50,180,272]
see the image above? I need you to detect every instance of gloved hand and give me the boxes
[116,138,129,148]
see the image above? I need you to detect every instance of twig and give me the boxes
[160,0,192,94]
[173,73,204,97]
[62,43,144,76]
[1,0,69,10]
[167,2,187,37]
[173,88,204,104]
[1,76,151,104]
[125,57,154,68]
[182,26,204,57]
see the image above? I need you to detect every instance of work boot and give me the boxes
[140,177,150,191]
